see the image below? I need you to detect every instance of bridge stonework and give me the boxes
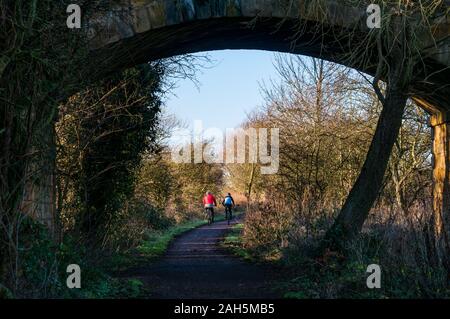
[35,1,450,243]
[87,0,449,107]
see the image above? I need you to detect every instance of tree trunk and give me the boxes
[323,86,407,251]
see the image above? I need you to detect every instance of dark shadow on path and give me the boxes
[122,219,279,299]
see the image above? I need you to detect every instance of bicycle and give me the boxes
[224,205,233,225]
[205,206,214,225]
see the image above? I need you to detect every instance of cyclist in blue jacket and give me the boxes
[222,193,235,223]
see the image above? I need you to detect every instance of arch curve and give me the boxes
[88,0,450,111]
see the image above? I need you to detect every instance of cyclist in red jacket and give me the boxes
[202,191,217,223]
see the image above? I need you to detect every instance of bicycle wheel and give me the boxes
[205,208,210,224]
[226,207,231,225]
[207,208,213,225]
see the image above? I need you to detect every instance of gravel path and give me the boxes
[122,218,279,299]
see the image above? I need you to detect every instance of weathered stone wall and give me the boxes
[20,131,56,234]
[88,0,369,49]
[89,0,449,64]
[87,0,449,113]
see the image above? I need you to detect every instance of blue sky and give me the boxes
[164,50,283,133]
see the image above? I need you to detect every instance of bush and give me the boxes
[4,216,148,298]
[241,203,293,260]
[237,200,449,298]
[15,217,61,298]
[280,207,449,298]
[103,198,175,252]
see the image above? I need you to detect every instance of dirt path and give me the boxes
[123,218,279,299]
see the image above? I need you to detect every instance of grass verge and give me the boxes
[137,218,207,259]
[137,211,236,259]
[107,211,242,298]
[99,218,211,298]
[222,222,254,262]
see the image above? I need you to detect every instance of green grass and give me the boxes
[137,218,207,259]
[138,212,234,259]
[97,218,212,298]
[104,211,245,298]
[111,211,235,273]
[222,222,254,261]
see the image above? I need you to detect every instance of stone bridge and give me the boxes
[86,0,450,234]
[88,0,450,109]
[34,1,450,235]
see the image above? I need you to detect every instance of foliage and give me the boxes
[225,55,446,298]
[135,145,224,223]
[222,223,254,262]
[137,219,207,260]
[1,0,447,299]
[281,216,449,298]
[228,55,431,220]
[102,198,174,254]
[3,215,144,298]
[0,0,110,295]
[228,208,449,298]
[56,64,164,245]
[290,0,446,251]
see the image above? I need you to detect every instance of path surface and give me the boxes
[123,219,279,299]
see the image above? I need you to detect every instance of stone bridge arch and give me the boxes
[36,1,450,240]
[85,0,450,240]
[88,0,450,108]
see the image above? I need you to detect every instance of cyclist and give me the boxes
[222,193,235,223]
[202,191,217,223]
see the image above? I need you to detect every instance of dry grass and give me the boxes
[240,200,449,298]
